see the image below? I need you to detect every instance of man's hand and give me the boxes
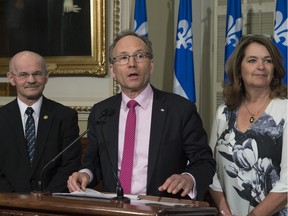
[158,174,194,197]
[63,0,81,13]
[67,172,90,192]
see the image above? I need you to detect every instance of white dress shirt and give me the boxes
[18,96,43,136]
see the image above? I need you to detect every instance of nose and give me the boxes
[256,60,265,70]
[127,56,136,67]
[27,74,36,82]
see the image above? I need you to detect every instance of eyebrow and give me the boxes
[245,55,271,59]
[116,49,147,55]
[18,70,43,74]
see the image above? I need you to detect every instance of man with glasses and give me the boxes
[0,51,81,193]
[67,30,215,201]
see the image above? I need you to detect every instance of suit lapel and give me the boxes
[9,100,31,168]
[147,90,167,187]
[31,98,54,171]
[107,96,121,178]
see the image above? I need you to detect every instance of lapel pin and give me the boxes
[160,108,165,112]
[43,115,48,120]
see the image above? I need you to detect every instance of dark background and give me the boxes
[0,0,91,57]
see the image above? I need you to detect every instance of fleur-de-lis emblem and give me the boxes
[226,15,242,47]
[134,20,148,36]
[176,20,193,52]
[273,11,288,46]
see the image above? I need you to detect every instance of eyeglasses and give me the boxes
[113,52,151,65]
[10,71,46,80]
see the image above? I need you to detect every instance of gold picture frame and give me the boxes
[0,0,106,77]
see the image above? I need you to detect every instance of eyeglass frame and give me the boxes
[112,52,152,65]
[9,71,47,80]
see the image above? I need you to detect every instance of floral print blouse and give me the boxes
[209,98,287,216]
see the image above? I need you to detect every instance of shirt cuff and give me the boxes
[182,172,197,199]
[79,168,93,184]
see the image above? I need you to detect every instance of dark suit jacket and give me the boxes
[83,86,215,200]
[0,97,81,193]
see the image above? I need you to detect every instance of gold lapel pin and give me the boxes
[43,115,48,120]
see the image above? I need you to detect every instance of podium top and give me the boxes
[0,193,218,216]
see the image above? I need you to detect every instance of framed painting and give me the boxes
[0,0,106,77]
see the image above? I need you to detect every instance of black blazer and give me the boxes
[0,97,81,193]
[83,86,215,200]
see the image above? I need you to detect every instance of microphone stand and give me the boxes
[31,124,95,197]
[99,117,130,204]
[31,109,110,197]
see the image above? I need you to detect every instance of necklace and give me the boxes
[244,99,269,123]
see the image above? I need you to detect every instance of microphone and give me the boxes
[96,109,115,124]
[32,109,113,196]
[98,110,131,204]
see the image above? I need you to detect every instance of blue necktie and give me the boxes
[25,107,36,165]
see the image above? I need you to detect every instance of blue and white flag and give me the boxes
[173,0,196,102]
[273,0,288,85]
[134,0,148,37]
[224,0,242,82]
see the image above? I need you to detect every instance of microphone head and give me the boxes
[96,109,115,124]
[101,109,115,117]
[101,109,110,116]
[107,109,115,116]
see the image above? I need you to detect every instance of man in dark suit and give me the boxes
[67,30,215,200]
[0,51,81,193]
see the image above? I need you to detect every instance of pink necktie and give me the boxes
[120,100,138,194]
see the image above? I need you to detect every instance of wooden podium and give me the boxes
[0,193,218,216]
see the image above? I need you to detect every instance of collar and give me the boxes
[121,83,153,109]
[18,96,43,117]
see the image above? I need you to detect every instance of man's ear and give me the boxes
[149,59,154,75]
[45,72,50,84]
[7,72,16,86]
[109,64,116,79]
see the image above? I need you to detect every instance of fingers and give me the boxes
[63,5,81,13]
[72,5,81,13]
[158,174,194,197]
[67,172,89,192]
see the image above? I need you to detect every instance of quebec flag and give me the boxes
[273,0,288,85]
[134,0,148,37]
[224,0,242,82]
[173,0,196,102]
